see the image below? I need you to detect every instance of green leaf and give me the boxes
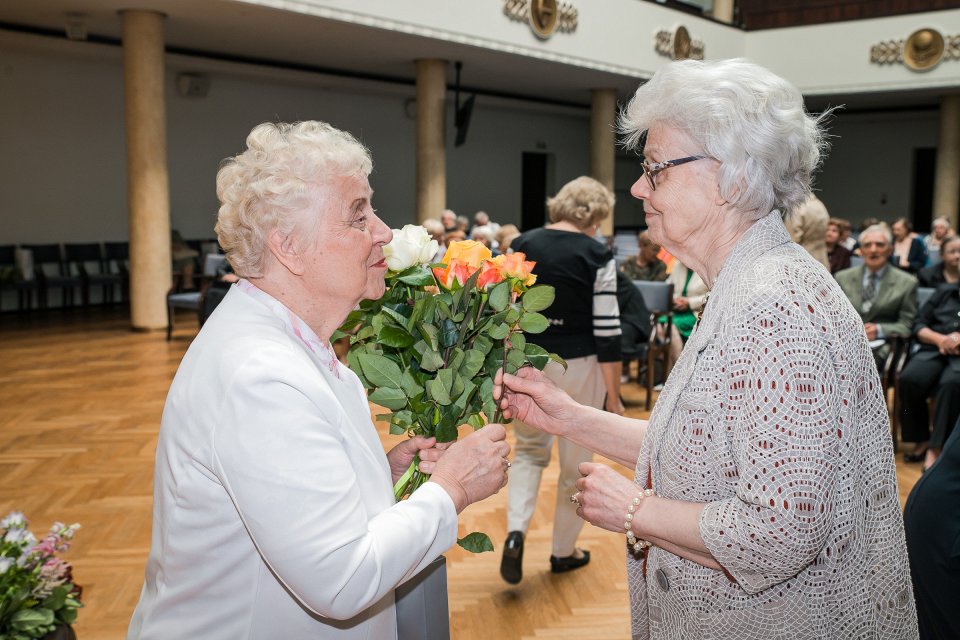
[488,323,510,340]
[460,349,486,380]
[353,325,376,342]
[11,608,54,631]
[389,423,406,435]
[457,531,494,553]
[426,368,455,405]
[519,312,550,334]
[393,409,414,427]
[480,377,497,422]
[521,285,555,312]
[58,606,78,625]
[524,343,551,370]
[381,305,411,327]
[419,323,440,351]
[509,333,526,352]
[345,349,370,387]
[506,348,527,373]
[400,371,424,398]
[505,307,520,324]
[473,334,494,355]
[378,325,415,349]
[549,352,568,370]
[396,266,436,286]
[467,413,486,430]
[356,353,404,388]
[42,587,67,611]
[369,387,408,410]
[488,281,511,311]
[330,328,349,342]
[414,340,444,371]
[440,318,459,348]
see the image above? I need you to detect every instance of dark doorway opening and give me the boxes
[521,152,552,232]
[912,147,936,232]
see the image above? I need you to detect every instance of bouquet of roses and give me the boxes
[336,225,562,552]
[0,512,82,640]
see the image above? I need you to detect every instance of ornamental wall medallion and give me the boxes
[654,25,704,60]
[871,28,960,72]
[503,0,578,39]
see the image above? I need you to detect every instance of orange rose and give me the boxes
[432,259,476,289]
[440,240,492,269]
[492,252,537,287]
[476,260,505,289]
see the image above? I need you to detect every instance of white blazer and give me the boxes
[127,283,458,639]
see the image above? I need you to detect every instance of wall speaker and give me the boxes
[176,73,211,98]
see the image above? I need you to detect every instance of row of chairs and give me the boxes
[0,242,129,311]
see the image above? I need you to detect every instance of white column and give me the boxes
[591,89,617,237]
[712,0,735,24]
[416,59,447,224]
[933,94,960,230]
[121,9,171,330]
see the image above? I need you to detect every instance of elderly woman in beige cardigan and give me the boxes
[495,59,917,639]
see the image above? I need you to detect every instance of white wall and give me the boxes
[0,31,591,246]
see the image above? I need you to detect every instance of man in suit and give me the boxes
[835,224,918,368]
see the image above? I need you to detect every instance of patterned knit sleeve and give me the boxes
[593,257,621,362]
[698,287,841,594]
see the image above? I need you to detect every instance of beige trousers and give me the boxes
[506,355,606,557]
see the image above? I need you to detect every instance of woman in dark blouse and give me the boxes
[892,217,928,274]
[899,282,960,470]
[917,235,960,288]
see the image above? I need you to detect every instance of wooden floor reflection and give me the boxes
[0,307,922,639]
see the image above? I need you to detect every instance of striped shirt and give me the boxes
[511,228,621,362]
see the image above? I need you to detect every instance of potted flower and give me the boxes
[0,512,82,640]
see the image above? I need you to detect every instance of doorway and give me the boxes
[521,152,553,231]
[912,147,936,232]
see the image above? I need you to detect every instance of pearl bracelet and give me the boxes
[625,488,656,553]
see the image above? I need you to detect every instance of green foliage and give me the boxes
[456,532,494,553]
[340,267,561,554]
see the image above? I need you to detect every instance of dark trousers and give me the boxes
[900,353,960,448]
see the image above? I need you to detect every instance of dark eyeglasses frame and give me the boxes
[641,155,707,191]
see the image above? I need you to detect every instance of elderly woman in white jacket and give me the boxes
[496,59,917,639]
[127,121,511,639]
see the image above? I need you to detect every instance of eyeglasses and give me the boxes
[640,155,706,191]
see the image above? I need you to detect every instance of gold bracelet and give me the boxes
[625,488,656,553]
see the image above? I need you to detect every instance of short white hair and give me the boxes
[215,121,372,278]
[620,59,830,220]
[860,224,892,246]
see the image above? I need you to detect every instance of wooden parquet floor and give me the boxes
[0,307,922,639]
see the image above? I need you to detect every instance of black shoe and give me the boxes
[500,531,524,584]
[550,549,590,573]
[904,447,928,463]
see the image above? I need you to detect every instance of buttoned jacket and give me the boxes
[835,264,918,337]
[628,212,918,639]
[128,285,457,640]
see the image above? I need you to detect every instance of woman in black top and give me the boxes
[899,282,960,470]
[917,235,960,288]
[500,176,622,584]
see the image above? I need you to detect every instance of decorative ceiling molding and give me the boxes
[503,0,578,40]
[870,28,960,72]
[654,25,704,61]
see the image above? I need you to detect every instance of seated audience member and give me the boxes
[785,193,830,269]
[924,216,955,254]
[852,217,880,255]
[918,235,960,288]
[470,227,493,250]
[441,208,458,234]
[662,260,707,362]
[904,424,960,640]
[456,215,470,235]
[892,217,927,274]
[422,218,447,262]
[171,229,199,291]
[444,229,467,247]
[472,210,501,242]
[615,270,653,382]
[899,280,960,471]
[838,217,857,251]
[620,230,667,281]
[825,217,852,274]
[495,224,520,254]
[835,224,918,367]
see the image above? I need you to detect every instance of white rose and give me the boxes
[383,224,439,271]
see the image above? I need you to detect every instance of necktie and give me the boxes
[863,272,878,313]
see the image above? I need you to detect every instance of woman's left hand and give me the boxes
[386,436,450,483]
[571,462,645,533]
[674,296,689,311]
